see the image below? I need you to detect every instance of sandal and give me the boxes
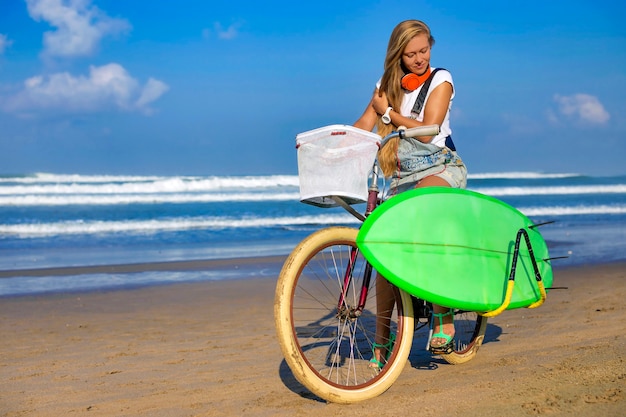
[369,333,396,369]
[429,310,455,354]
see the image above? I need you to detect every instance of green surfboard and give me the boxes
[355,187,553,312]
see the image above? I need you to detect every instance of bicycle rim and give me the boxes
[274,227,414,403]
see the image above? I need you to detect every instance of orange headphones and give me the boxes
[401,67,432,91]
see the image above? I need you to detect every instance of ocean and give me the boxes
[1,172,625,296]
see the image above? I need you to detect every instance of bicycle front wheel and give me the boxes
[274,227,414,403]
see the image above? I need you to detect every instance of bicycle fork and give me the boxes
[336,247,375,320]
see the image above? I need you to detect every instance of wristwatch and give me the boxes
[382,107,393,124]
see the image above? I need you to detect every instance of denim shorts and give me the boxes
[388,159,467,196]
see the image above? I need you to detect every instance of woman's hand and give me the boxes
[372,89,389,115]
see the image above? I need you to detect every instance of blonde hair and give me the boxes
[377,20,435,176]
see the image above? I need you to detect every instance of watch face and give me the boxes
[382,107,392,124]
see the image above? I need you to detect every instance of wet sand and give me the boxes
[1,261,624,416]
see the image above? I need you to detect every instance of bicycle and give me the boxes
[274,125,488,403]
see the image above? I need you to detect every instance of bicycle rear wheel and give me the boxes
[274,227,414,403]
[440,310,487,365]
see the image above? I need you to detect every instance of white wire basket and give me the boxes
[296,125,381,207]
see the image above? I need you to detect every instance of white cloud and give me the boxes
[26,0,130,57]
[0,34,13,54]
[553,93,610,124]
[2,63,168,114]
[135,78,170,111]
[213,22,242,40]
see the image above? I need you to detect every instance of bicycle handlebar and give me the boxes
[364,123,441,215]
[379,124,440,149]
[401,124,440,138]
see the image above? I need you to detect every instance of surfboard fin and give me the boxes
[545,255,569,261]
[529,220,555,229]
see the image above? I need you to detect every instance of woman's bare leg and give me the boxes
[415,175,456,348]
[371,173,457,362]
[430,304,455,348]
[370,273,395,367]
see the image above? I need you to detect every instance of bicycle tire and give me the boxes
[274,227,414,403]
[440,310,487,365]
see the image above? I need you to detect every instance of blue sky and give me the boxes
[0,0,624,176]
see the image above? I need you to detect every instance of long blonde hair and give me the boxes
[377,20,435,176]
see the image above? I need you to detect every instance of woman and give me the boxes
[353,20,466,367]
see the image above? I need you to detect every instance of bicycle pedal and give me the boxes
[428,340,454,355]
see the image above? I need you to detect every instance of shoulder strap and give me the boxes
[411,68,446,116]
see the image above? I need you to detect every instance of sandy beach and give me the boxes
[1,261,624,416]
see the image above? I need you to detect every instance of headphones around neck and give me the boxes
[401,67,432,91]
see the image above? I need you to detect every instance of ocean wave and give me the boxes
[1,184,624,206]
[0,173,165,183]
[468,172,581,180]
[2,204,624,238]
[0,173,300,190]
[0,192,302,206]
[0,214,360,237]
[0,171,583,186]
[471,184,626,196]
[518,205,626,217]
[1,173,624,206]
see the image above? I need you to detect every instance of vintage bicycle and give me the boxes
[273,124,491,403]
